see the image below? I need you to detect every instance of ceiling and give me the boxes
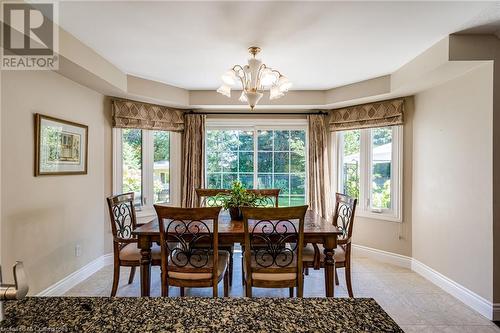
[59,1,500,90]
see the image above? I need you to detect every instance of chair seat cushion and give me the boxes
[302,243,346,263]
[119,243,161,261]
[244,250,298,282]
[252,272,297,281]
[167,251,229,280]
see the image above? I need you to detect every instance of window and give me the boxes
[205,120,307,207]
[114,128,181,213]
[206,130,254,189]
[122,129,143,207]
[257,130,306,206]
[336,126,402,221]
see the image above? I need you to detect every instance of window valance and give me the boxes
[328,97,407,131]
[111,99,186,131]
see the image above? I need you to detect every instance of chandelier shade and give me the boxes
[216,46,291,110]
[222,70,237,85]
[216,84,231,98]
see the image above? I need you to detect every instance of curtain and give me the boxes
[112,99,185,131]
[328,97,406,131]
[308,114,331,219]
[181,114,206,208]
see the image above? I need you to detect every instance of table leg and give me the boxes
[323,237,336,297]
[138,237,152,297]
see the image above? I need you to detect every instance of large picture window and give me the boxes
[336,125,402,221]
[115,128,180,212]
[205,121,307,207]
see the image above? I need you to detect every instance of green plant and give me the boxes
[216,180,261,209]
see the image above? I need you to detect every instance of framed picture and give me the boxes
[34,114,88,176]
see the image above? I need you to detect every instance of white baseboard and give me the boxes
[37,253,113,297]
[411,259,496,321]
[352,244,412,269]
[351,243,497,321]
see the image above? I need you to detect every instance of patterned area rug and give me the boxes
[2,297,403,332]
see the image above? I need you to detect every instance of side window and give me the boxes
[337,126,401,221]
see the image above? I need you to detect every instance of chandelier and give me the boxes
[216,46,292,110]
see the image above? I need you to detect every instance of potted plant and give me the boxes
[216,181,261,220]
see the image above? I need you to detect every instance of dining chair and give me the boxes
[154,205,229,297]
[195,188,235,286]
[106,192,162,297]
[241,205,308,298]
[302,193,357,297]
[195,188,281,286]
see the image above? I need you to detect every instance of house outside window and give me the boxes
[114,128,181,215]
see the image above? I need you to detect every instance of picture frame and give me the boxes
[34,113,88,176]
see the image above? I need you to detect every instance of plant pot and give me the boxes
[229,207,243,221]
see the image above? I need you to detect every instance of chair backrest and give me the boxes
[248,189,280,207]
[334,193,357,243]
[154,205,222,277]
[196,188,280,207]
[106,192,138,243]
[195,189,229,207]
[242,206,308,277]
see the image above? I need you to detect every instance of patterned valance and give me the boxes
[328,97,406,131]
[112,99,186,131]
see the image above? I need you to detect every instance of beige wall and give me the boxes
[493,48,500,306]
[412,63,494,301]
[448,33,500,306]
[1,70,112,294]
[0,68,2,266]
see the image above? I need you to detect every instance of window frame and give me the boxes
[113,128,181,218]
[205,118,309,206]
[334,125,403,222]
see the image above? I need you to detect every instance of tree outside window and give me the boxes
[206,128,307,207]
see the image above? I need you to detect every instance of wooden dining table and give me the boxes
[132,209,343,297]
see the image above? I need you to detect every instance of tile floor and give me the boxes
[65,251,500,332]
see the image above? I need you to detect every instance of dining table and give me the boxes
[132,209,343,297]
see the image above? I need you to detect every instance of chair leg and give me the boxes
[335,268,339,286]
[305,267,309,276]
[245,280,252,298]
[228,248,233,287]
[241,255,245,286]
[128,266,136,284]
[180,287,185,297]
[224,271,229,297]
[161,270,168,297]
[346,264,353,298]
[298,276,304,298]
[289,287,294,298]
[111,264,120,297]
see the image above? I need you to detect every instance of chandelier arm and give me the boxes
[232,65,247,90]
[270,69,282,78]
[232,65,244,72]
[238,73,246,91]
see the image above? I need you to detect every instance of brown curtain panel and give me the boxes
[181,114,206,208]
[308,114,331,218]
[112,99,185,131]
[328,97,405,131]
